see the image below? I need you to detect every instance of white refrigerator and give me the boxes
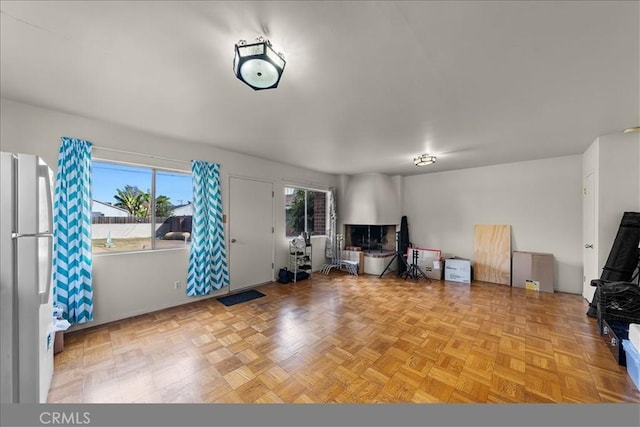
[0,152,55,403]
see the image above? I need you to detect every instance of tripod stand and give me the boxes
[378,248,411,279]
[378,242,430,282]
[402,248,430,282]
[379,231,405,278]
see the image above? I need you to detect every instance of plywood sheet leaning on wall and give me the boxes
[473,225,511,285]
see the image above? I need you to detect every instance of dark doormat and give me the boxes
[217,289,265,306]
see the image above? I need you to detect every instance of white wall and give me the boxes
[92,223,167,239]
[0,99,338,329]
[403,156,583,294]
[340,173,401,225]
[3,97,631,326]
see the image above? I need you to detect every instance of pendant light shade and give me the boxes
[413,154,437,166]
[233,37,286,90]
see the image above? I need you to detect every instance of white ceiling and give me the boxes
[1,1,638,176]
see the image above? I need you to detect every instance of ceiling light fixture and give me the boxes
[233,36,286,90]
[623,126,640,134]
[413,154,437,166]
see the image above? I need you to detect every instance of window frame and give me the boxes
[284,185,329,238]
[91,159,192,255]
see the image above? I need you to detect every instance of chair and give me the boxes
[587,211,640,333]
[320,234,358,276]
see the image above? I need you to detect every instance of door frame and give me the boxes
[582,172,598,302]
[227,175,275,292]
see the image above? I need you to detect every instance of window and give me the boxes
[91,161,192,253]
[285,187,327,237]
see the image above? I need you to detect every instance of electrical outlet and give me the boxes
[174,281,181,289]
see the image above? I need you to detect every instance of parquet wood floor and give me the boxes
[48,273,640,403]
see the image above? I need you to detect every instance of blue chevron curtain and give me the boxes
[52,137,94,324]
[187,161,229,295]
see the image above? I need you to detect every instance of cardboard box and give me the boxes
[342,250,365,275]
[54,331,64,354]
[421,258,443,280]
[525,280,540,291]
[444,258,471,283]
[513,251,554,292]
[406,248,442,280]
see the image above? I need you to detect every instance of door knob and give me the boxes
[585,244,593,249]
[231,239,237,243]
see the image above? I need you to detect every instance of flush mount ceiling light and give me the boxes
[413,154,437,166]
[624,126,640,134]
[233,36,286,90]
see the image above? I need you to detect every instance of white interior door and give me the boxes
[583,173,598,302]
[229,177,274,292]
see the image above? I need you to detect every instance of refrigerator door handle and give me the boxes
[11,232,53,238]
[40,234,53,305]
[39,162,54,234]
[38,160,55,305]
[11,233,54,304]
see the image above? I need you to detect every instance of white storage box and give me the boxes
[444,258,471,284]
[629,323,640,353]
[622,340,640,391]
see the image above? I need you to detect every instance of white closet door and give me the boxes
[228,177,274,292]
